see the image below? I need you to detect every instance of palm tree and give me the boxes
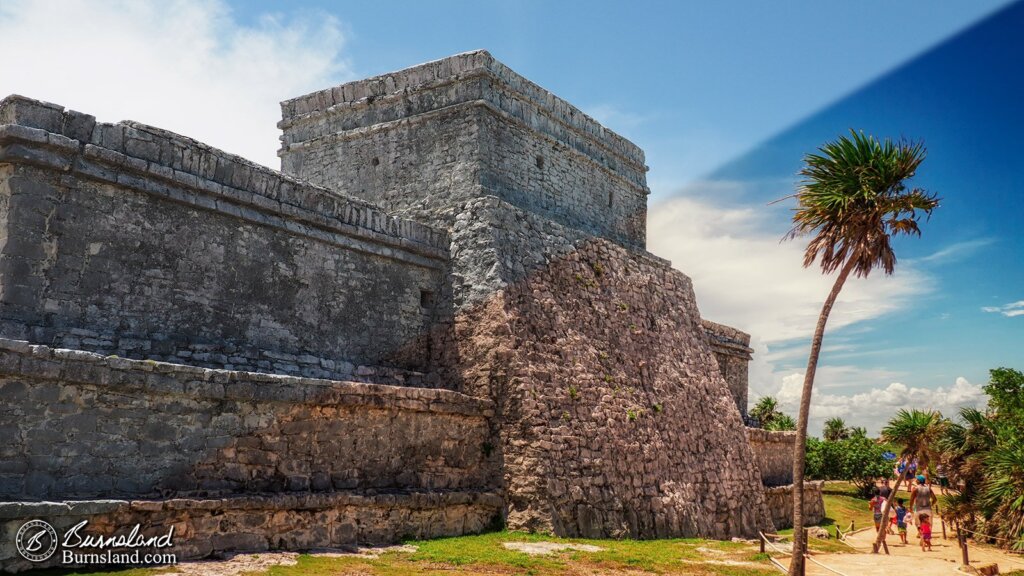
[872,409,943,552]
[766,413,797,431]
[782,131,939,575]
[823,417,850,442]
[979,437,1024,550]
[750,396,780,428]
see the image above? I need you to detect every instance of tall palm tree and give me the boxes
[823,417,850,442]
[872,409,943,552]
[783,131,939,575]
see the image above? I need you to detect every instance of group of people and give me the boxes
[869,474,939,552]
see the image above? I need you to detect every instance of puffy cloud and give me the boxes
[0,0,350,168]
[769,373,986,436]
[647,191,934,344]
[981,301,1024,318]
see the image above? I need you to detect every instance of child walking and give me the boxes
[895,498,909,544]
[919,513,932,551]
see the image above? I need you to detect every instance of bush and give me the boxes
[806,434,891,497]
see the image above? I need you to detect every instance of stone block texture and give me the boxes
[763,481,826,531]
[703,320,752,418]
[279,50,649,260]
[0,50,771,567]
[0,98,447,382]
[747,428,797,487]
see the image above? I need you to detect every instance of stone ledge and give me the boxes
[0,339,495,417]
[0,96,449,263]
[0,490,504,517]
[745,428,797,443]
[702,319,753,358]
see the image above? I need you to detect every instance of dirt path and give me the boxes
[779,525,1024,576]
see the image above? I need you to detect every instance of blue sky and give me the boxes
[1,0,1019,433]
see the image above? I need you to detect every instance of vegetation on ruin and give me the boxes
[780,129,940,574]
[748,396,796,431]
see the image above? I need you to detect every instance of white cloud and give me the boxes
[914,238,994,264]
[0,0,350,168]
[981,300,1024,318]
[768,373,986,436]
[647,190,934,345]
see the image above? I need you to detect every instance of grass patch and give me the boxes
[820,481,876,533]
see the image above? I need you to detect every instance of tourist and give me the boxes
[868,488,886,531]
[936,463,950,495]
[879,477,892,500]
[919,513,933,551]
[909,474,937,536]
[905,458,918,485]
[895,498,909,544]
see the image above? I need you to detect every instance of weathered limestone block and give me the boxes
[0,339,499,501]
[747,428,797,487]
[279,50,649,253]
[0,491,503,573]
[703,320,753,418]
[0,96,448,381]
[445,227,773,539]
[763,481,826,531]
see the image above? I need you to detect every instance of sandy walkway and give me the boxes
[778,525,1024,576]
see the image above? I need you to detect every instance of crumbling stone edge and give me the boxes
[0,338,494,417]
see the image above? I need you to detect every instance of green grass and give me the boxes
[820,481,877,534]
[770,481,870,554]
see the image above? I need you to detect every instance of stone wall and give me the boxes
[0,96,448,382]
[747,428,796,487]
[0,338,499,500]
[443,206,773,538]
[0,492,502,573]
[0,50,779,566]
[279,50,649,253]
[703,320,752,418]
[763,482,826,531]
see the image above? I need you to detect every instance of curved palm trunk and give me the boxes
[873,453,930,551]
[788,257,858,576]
[872,474,906,553]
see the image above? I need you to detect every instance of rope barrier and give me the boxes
[759,531,793,557]
[768,556,789,574]
[951,525,1024,568]
[804,553,854,576]
[953,524,1023,546]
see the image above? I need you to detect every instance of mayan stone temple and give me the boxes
[0,50,822,570]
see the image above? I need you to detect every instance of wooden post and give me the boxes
[760,534,765,554]
[802,528,809,576]
[960,532,970,566]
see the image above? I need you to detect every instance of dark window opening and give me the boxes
[371,157,380,167]
[608,190,614,208]
[536,155,544,170]
[420,290,435,308]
